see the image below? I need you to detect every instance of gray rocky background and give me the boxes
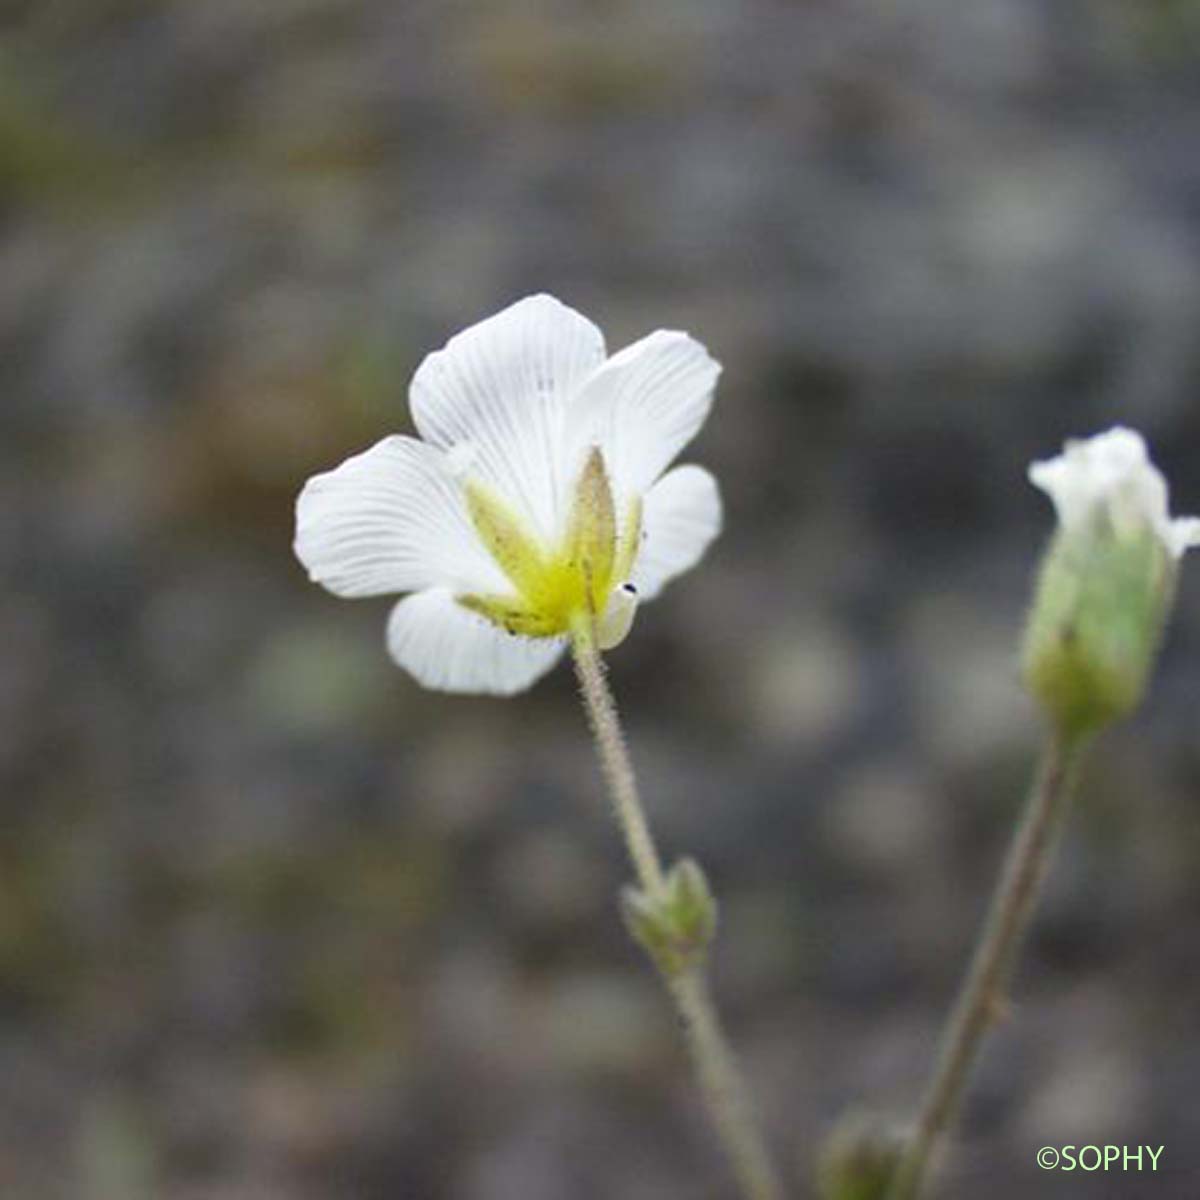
[3,1,1200,1196]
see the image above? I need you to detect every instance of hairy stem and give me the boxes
[666,967,787,1200]
[570,626,665,897]
[570,627,785,1200]
[887,731,1089,1200]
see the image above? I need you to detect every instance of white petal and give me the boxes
[1031,428,1141,527]
[295,436,506,598]
[569,330,720,503]
[1028,427,1191,555]
[1028,456,1091,530]
[1168,517,1200,558]
[387,588,565,695]
[631,465,722,601]
[410,295,606,540]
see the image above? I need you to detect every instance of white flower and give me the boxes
[294,294,723,695]
[1028,426,1200,559]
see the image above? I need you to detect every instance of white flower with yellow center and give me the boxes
[294,294,723,694]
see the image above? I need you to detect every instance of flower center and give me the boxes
[457,446,642,643]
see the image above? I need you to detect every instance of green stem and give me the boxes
[570,623,665,897]
[886,731,1089,1200]
[570,626,786,1200]
[666,967,787,1200]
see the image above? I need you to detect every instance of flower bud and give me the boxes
[817,1112,907,1200]
[1022,428,1198,737]
[620,857,718,976]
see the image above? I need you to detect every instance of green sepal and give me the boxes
[620,858,718,977]
[1022,518,1176,737]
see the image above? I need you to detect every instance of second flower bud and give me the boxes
[621,858,718,977]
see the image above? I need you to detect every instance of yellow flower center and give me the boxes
[457,446,641,642]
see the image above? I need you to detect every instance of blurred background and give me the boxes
[4,1,1200,1197]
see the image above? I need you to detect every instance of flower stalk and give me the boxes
[570,622,785,1200]
[570,620,665,897]
[885,731,1089,1200]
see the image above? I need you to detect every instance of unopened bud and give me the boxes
[817,1112,907,1200]
[1023,428,1198,737]
[620,857,718,976]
